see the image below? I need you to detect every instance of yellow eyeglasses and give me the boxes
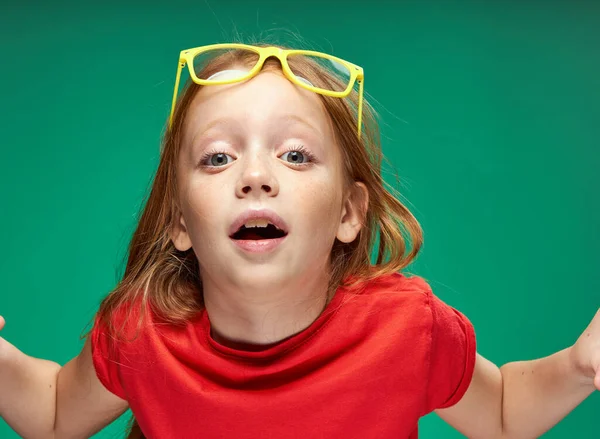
[168,43,365,137]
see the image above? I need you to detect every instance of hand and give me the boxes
[570,308,600,391]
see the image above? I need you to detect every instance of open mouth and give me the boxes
[231,221,287,240]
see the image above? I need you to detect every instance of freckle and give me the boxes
[49,384,52,388]
[587,333,591,337]
[521,371,525,375]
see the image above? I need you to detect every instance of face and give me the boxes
[171,69,366,294]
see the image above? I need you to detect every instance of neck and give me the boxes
[201,270,332,349]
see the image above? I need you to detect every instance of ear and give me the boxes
[171,210,193,251]
[336,181,369,243]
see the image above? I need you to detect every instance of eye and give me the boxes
[200,152,235,167]
[281,150,307,164]
[279,145,316,166]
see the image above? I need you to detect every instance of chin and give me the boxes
[230,263,297,288]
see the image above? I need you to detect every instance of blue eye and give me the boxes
[280,145,316,166]
[281,150,307,164]
[201,152,234,167]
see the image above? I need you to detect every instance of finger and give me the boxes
[595,372,600,392]
[0,315,4,331]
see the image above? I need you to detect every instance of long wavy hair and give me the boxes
[93,43,423,439]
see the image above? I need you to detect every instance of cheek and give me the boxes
[181,182,223,238]
[296,178,344,230]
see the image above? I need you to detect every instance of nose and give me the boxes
[235,153,280,199]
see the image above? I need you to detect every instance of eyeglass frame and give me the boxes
[168,43,365,137]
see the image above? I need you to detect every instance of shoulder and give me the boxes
[91,294,154,357]
[364,272,473,332]
[372,271,432,293]
[337,271,436,327]
[351,271,434,305]
[347,272,472,334]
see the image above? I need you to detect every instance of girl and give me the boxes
[0,43,598,439]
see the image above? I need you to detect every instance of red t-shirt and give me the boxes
[91,272,476,438]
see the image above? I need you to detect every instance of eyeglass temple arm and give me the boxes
[357,77,364,138]
[168,61,186,129]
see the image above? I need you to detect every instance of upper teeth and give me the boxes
[244,219,271,228]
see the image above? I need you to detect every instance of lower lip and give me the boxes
[231,236,287,253]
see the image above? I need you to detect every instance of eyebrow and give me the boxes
[277,114,323,137]
[190,113,323,146]
[190,117,239,146]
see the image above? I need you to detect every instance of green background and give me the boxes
[1,0,598,437]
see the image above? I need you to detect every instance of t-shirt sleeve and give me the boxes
[90,308,129,400]
[425,290,477,412]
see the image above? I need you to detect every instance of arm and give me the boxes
[436,309,600,439]
[436,350,596,439]
[0,316,129,439]
[0,335,61,438]
[55,336,130,438]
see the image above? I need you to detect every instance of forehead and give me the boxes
[182,71,334,143]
